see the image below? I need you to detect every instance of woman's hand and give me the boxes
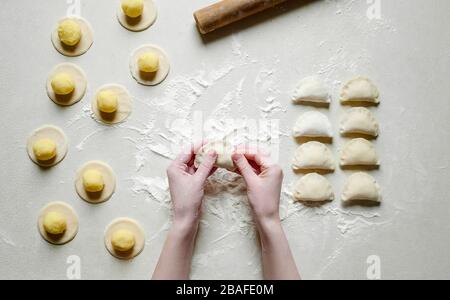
[232,149,283,227]
[152,144,217,280]
[167,144,217,229]
[232,148,301,280]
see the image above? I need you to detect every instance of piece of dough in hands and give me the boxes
[342,172,381,202]
[293,173,334,202]
[340,107,379,137]
[340,138,379,167]
[292,77,330,104]
[293,111,333,138]
[195,141,236,170]
[292,142,335,171]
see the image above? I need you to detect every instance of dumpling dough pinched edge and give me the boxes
[292,142,335,172]
[340,107,379,137]
[27,125,68,167]
[293,173,334,202]
[293,111,333,138]
[46,63,87,106]
[342,172,381,202]
[104,218,145,260]
[51,16,94,57]
[117,0,158,32]
[91,84,132,125]
[340,138,380,167]
[340,77,379,104]
[75,160,116,204]
[37,201,78,245]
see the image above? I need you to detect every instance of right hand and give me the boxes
[232,149,283,226]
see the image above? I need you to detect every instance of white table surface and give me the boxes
[1,0,449,279]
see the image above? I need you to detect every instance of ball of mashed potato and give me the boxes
[111,229,135,252]
[43,211,67,235]
[138,52,159,73]
[33,139,57,161]
[121,0,144,18]
[58,19,82,46]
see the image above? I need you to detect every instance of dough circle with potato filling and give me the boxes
[75,161,116,204]
[46,63,87,106]
[27,125,68,167]
[51,17,94,57]
[37,202,78,245]
[129,45,170,86]
[91,84,132,124]
[117,0,157,32]
[104,218,145,259]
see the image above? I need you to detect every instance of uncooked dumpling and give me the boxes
[293,111,333,138]
[342,172,381,202]
[340,138,379,167]
[340,107,379,137]
[293,173,334,202]
[292,77,330,104]
[292,142,335,172]
[195,141,236,170]
[341,77,379,104]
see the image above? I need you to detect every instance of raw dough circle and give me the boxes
[117,0,157,32]
[75,161,116,204]
[37,202,78,245]
[91,84,132,124]
[129,45,170,86]
[51,16,94,57]
[27,125,68,167]
[104,218,145,260]
[46,63,87,106]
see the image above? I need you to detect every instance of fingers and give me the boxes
[232,153,256,180]
[174,144,195,165]
[234,145,274,170]
[195,150,218,182]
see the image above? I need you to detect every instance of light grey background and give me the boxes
[0,0,449,280]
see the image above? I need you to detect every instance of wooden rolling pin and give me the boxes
[194,0,288,34]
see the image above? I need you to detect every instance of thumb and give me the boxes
[232,154,256,181]
[195,150,217,182]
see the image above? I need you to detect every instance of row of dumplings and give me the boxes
[290,77,382,204]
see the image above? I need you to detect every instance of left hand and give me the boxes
[167,144,218,228]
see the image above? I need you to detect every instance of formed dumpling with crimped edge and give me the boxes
[292,142,335,172]
[342,172,381,203]
[340,107,379,137]
[340,138,379,167]
[293,173,334,202]
[292,76,330,105]
[340,77,379,104]
[293,111,333,138]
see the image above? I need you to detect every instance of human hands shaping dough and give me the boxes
[167,144,217,228]
[232,149,283,226]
